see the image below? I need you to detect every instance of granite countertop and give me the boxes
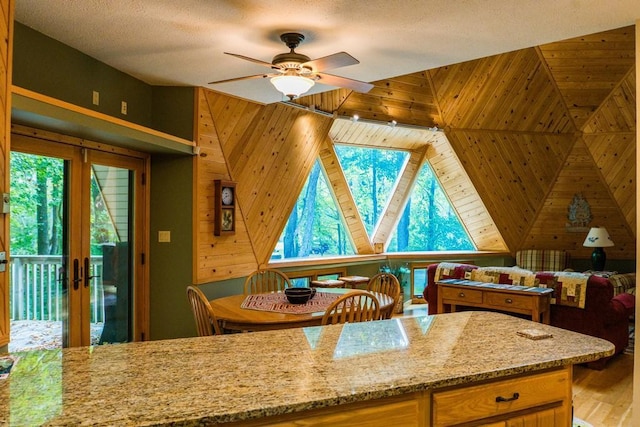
[0,311,614,426]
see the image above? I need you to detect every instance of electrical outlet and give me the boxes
[92,91,99,105]
[121,101,128,115]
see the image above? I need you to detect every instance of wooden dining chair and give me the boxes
[321,290,380,325]
[186,285,222,336]
[243,268,292,294]
[366,273,401,319]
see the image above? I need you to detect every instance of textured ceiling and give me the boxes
[14,0,640,104]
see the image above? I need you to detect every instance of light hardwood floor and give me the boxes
[402,305,635,427]
[573,353,634,426]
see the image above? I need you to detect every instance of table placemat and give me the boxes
[241,291,341,314]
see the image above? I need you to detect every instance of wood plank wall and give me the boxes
[195,25,636,283]
[328,25,635,261]
[194,90,333,282]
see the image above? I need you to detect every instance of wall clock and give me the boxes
[214,180,236,236]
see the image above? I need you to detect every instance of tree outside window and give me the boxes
[272,146,474,260]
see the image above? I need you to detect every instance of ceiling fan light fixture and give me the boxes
[270,74,315,100]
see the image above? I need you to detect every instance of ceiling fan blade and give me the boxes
[208,73,276,85]
[303,52,359,72]
[224,52,275,69]
[316,72,374,93]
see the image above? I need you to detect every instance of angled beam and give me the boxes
[318,136,374,254]
[429,132,509,252]
[372,146,430,249]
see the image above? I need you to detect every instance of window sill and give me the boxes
[267,251,509,269]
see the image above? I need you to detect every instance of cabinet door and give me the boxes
[506,406,568,426]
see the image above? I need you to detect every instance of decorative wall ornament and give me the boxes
[566,193,592,232]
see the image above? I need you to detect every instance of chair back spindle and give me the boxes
[367,273,401,319]
[321,290,380,325]
[186,285,222,336]
[244,268,292,294]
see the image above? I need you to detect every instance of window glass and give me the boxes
[317,273,340,281]
[272,160,355,260]
[272,147,475,260]
[290,278,309,288]
[387,162,475,251]
[335,145,408,236]
[412,267,428,299]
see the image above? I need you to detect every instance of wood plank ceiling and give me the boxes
[296,25,636,262]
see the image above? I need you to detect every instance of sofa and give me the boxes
[424,262,635,368]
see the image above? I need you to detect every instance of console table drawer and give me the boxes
[485,292,534,310]
[441,286,483,304]
[432,368,570,426]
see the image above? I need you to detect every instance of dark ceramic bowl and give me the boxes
[284,287,316,304]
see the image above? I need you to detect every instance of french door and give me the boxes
[10,133,147,349]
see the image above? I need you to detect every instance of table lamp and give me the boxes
[583,227,614,271]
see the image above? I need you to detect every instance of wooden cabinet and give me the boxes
[230,391,428,426]
[432,367,571,426]
[231,367,572,426]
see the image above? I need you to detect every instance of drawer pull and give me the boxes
[495,392,519,403]
[505,298,513,304]
[458,292,465,297]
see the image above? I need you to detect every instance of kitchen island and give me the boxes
[0,311,614,426]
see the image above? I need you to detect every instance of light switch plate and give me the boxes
[158,231,171,243]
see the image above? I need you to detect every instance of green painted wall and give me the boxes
[149,154,194,340]
[12,22,194,140]
[152,87,195,141]
[13,22,152,125]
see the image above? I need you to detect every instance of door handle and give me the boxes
[84,257,100,288]
[496,392,519,402]
[72,258,82,290]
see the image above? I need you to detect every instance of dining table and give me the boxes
[209,287,395,332]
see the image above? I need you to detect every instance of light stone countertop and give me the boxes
[0,311,614,426]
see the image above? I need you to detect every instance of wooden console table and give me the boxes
[436,279,554,323]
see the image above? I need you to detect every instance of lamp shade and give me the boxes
[583,227,614,248]
[270,75,314,99]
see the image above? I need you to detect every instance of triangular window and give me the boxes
[335,144,408,236]
[388,162,474,251]
[272,160,355,260]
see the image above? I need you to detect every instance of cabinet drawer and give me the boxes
[441,286,483,304]
[485,292,534,311]
[432,368,570,426]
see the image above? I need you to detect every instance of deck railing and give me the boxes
[10,255,105,323]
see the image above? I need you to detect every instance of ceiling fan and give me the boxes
[208,32,374,101]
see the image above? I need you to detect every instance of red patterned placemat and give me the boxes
[241,291,341,314]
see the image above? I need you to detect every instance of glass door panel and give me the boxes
[10,136,144,350]
[89,163,132,344]
[9,150,69,351]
